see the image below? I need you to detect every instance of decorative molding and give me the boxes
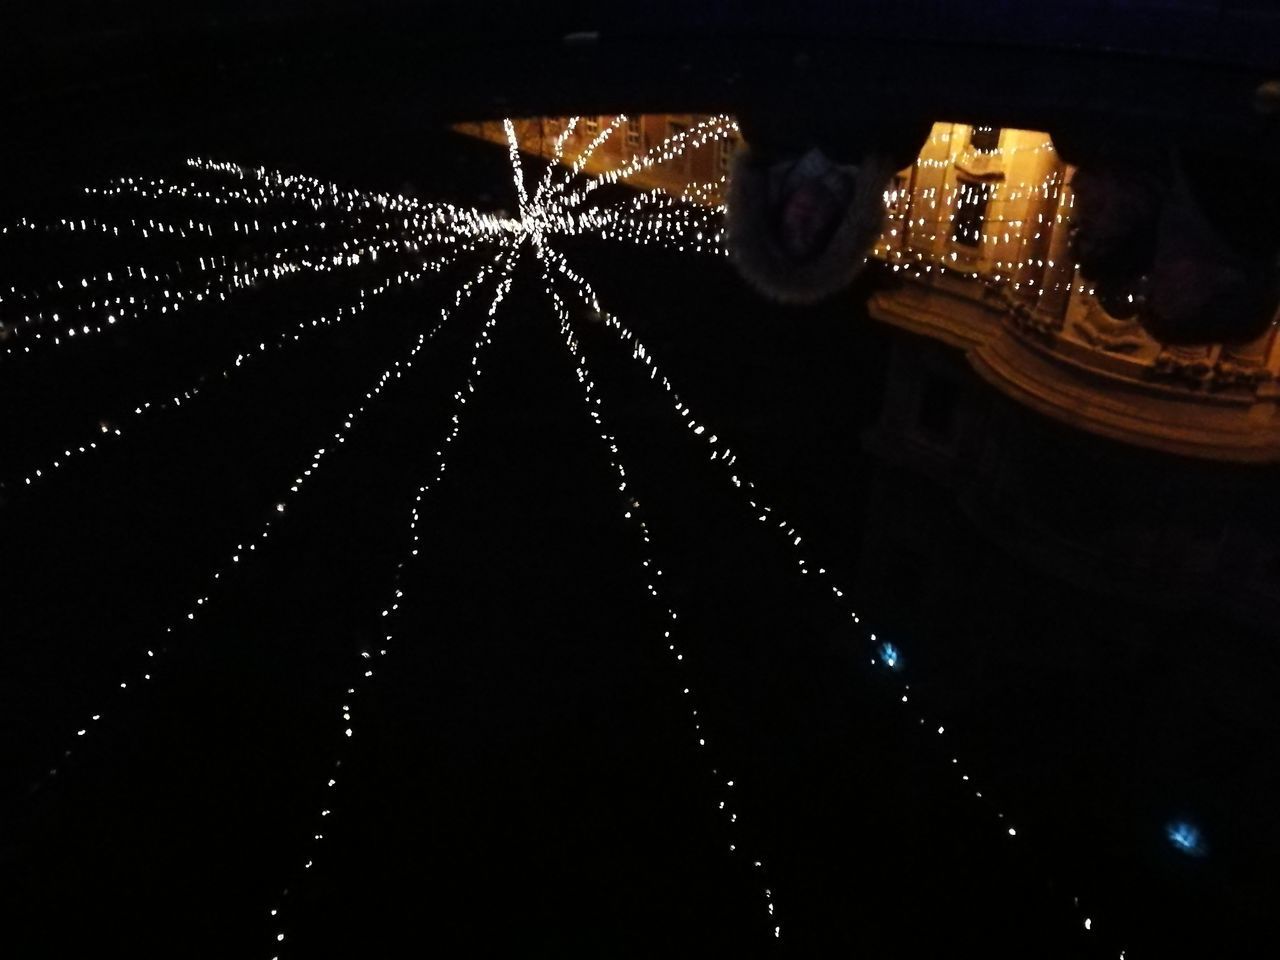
[870,283,1280,462]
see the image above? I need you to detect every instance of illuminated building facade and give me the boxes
[871,121,1280,464]
[468,115,1280,462]
[456,114,740,202]
[862,124,1280,627]
[461,114,1280,625]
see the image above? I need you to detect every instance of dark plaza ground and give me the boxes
[2,6,1280,957]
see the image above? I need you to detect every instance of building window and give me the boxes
[951,178,989,247]
[667,119,688,141]
[626,116,641,148]
[969,125,1001,153]
[717,134,739,175]
[584,116,600,135]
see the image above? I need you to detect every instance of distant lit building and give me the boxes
[455,114,739,202]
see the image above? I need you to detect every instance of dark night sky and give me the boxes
[2,5,1279,958]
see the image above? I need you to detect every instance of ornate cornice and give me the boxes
[869,282,1280,462]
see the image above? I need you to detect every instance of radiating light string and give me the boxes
[6,112,1134,953]
[50,157,501,336]
[532,115,628,213]
[541,246,782,940]
[2,240,488,498]
[530,116,580,207]
[543,243,1125,956]
[2,229,425,358]
[569,114,628,177]
[265,245,519,958]
[89,173,443,222]
[550,114,737,212]
[265,117,748,950]
[32,247,510,797]
[1,197,495,352]
[5,214,231,242]
[184,157,504,237]
[503,118,532,223]
[561,206,725,257]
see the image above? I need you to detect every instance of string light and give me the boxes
[11,115,1159,959]
[265,248,518,956]
[568,115,627,177]
[530,116,580,205]
[539,244,781,939]
[2,230,423,358]
[184,157,505,237]
[20,115,746,789]
[35,239,512,794]
[539,204,1125,955]
[2,243,488,497]
[554,114,737,211]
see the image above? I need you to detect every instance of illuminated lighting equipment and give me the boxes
[540,246,781,938]
[3,245,484,497]
[531,116,580,203]
[265,250,518,953]
[33,232,511,791]
[534,148,1125,950]
[1,230,423,358]
[1166,821,1206,857]
[7,115,1147,959]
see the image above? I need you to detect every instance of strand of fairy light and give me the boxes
[1,235,396,357]
[3,231,406,351]
[532,115,627,213]
[0,164,425,316]
[569,115,628,177]
[564,206,725,257]
[539,248,782,940]
[503,119,532,223]
[266,246,519,958]
[2,206,382,243]
[264,120,734,945]
[186,158,501,231]
[2,239,493,497]
[530,116,580,207]
[680,177,728,208]
[35,245,512,794]
[5,214,227,242]
[0,234,306,316]
[86,177,348,210]
[4,169,500,330]
[548,115,738,212]
[543,246,1125,956]
[98,166,505,244]
[626,184,724,217]
[495,114,732,254]
[498,115,729,256]
[186,158,509,245]
[547,179,727,255]
[2,230,422,357]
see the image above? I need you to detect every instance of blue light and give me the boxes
[1166,821,1205,857]
[878,642,900,669]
